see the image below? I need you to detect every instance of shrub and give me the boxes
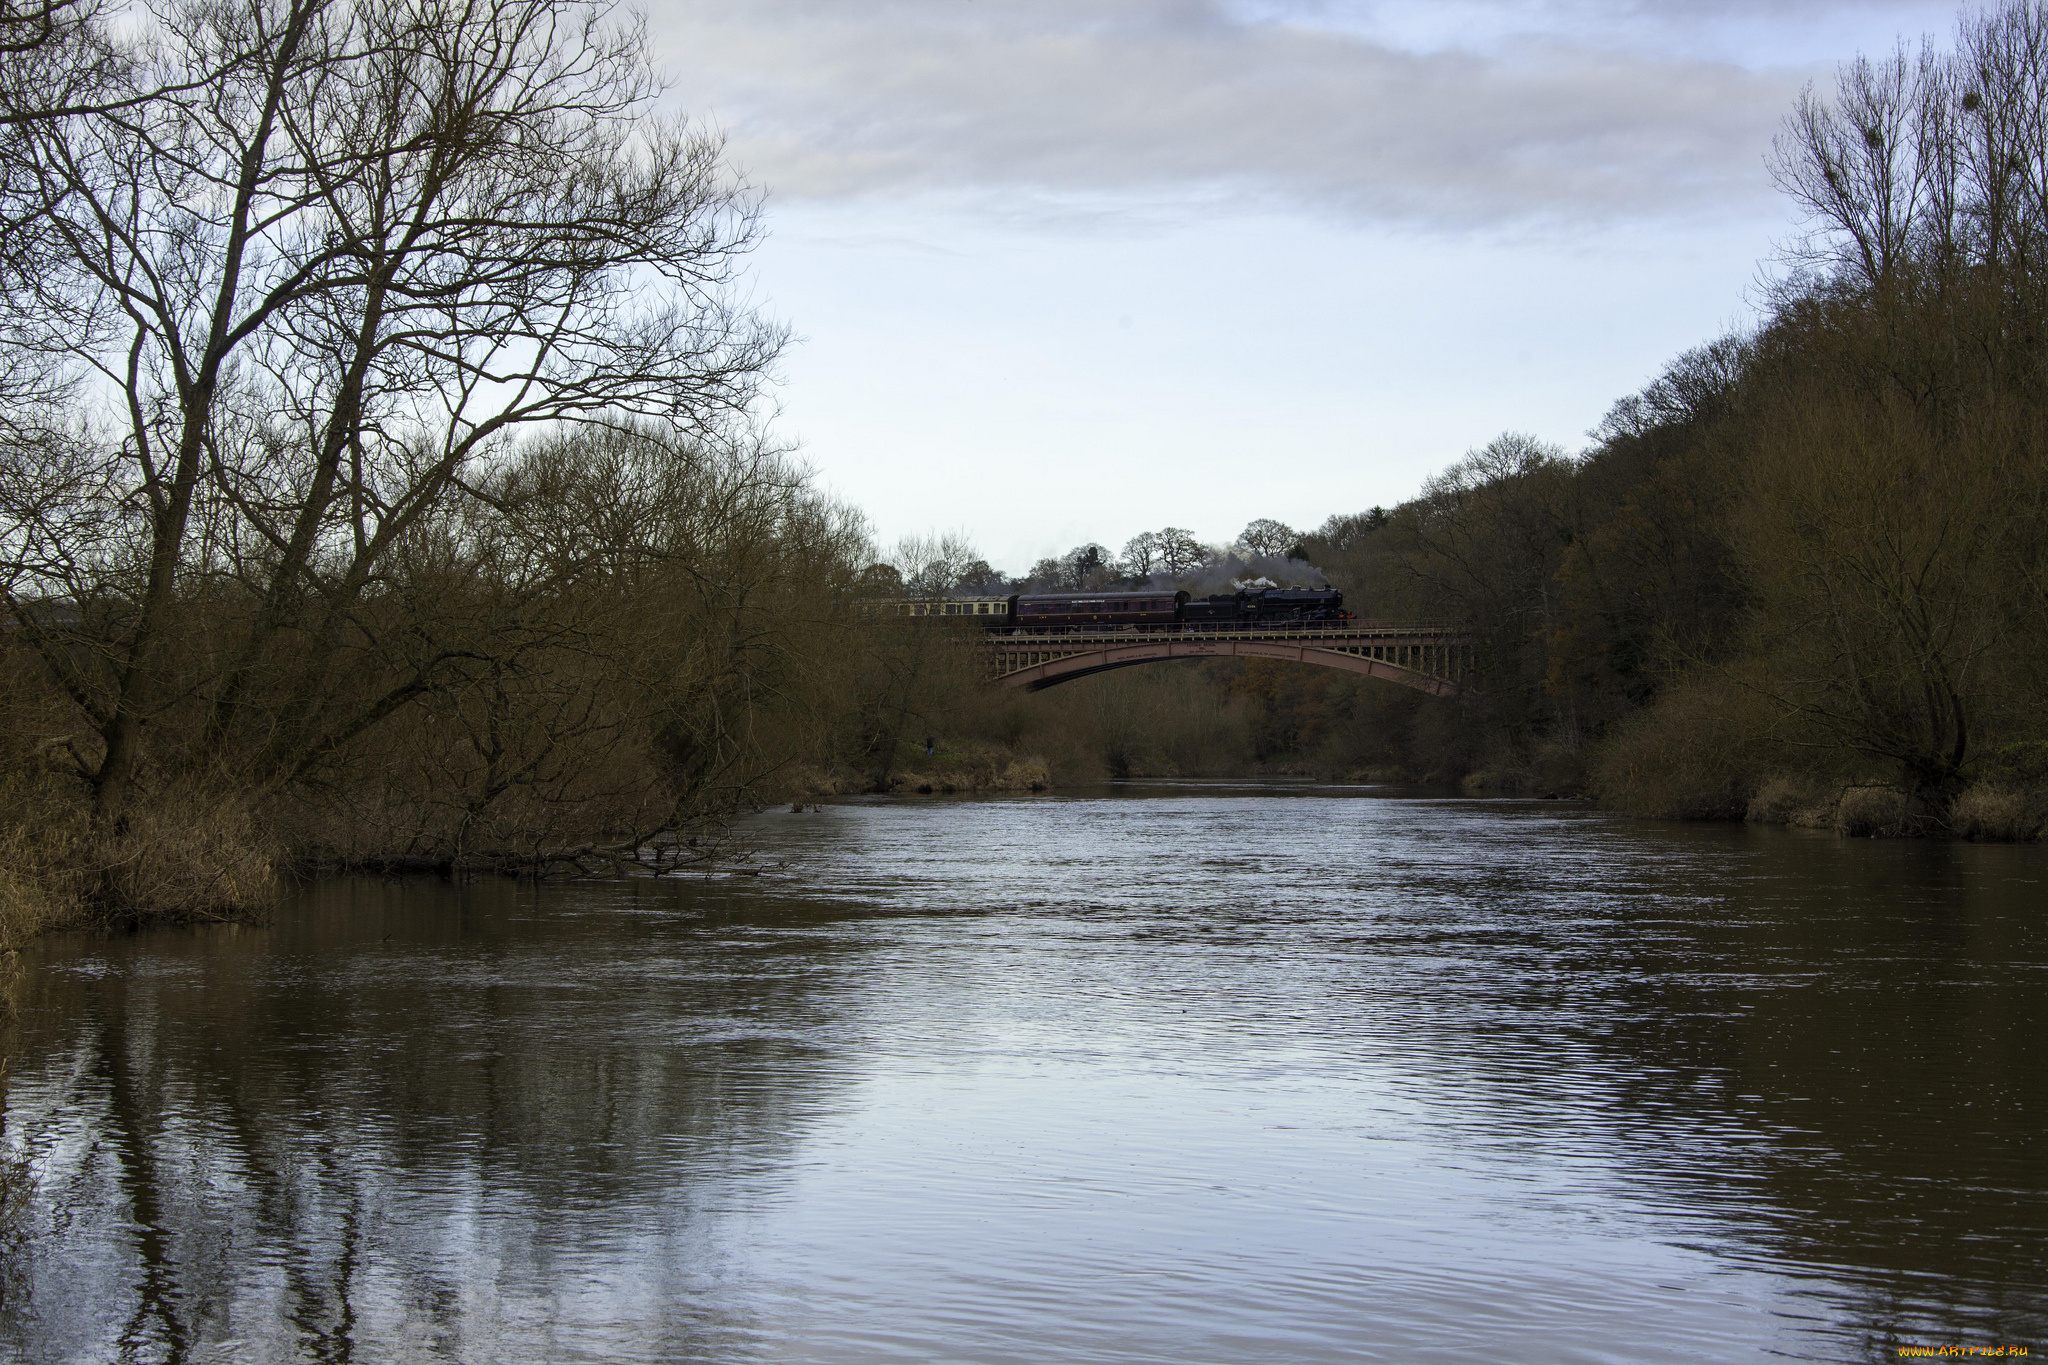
[1836,786,1910,838]
[1949,783,2048,842]
[1746,774,1837,827]
[91,787,279,926]
[1589,675,1782,820]
[0,768,91,953]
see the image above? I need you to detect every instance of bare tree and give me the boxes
[1734,383,2020,797]
[1403,434,1573,617]
[1022,542,1114,591]
[278,420,871,872]
[1233,518,1300,559]
[1063,543,1113,587]
[1766,4,2048,292]
[0,0,783,824]
[951,558,1002,593]
[0,0,83,56]
[1592,336,1748,442]
[892,532,983,598]
[1154,527,1206,575]
[1771,41,1956,288]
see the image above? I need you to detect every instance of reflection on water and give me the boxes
[1,786,2042,1363]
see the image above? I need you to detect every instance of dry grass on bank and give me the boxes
[1835,785,1914,838]
[1949,782,2048,841]
[0,768,90,953]
[0,769,279,951]
[93,787,279,925]
[1745,775,1839,828]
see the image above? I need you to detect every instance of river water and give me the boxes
[1,785,2042,1363]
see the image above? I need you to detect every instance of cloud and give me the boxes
[646,0,1950,227]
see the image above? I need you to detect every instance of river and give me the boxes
[1,784,2041,1363]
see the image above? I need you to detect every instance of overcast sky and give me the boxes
[644,0,1961,574]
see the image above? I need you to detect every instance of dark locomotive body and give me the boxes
[1249,587,1347,625]
[1179,594,1241,626]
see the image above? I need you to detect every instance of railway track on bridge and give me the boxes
[979,622,1474,694]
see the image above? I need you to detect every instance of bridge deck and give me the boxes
[979,623,1473,694]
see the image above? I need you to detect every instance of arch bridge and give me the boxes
[981,623,1472,695]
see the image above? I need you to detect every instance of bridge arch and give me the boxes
[983,632,1467,696]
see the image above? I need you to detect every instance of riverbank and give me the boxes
[1449,754,2046,843]
[784,749,1052,799]
[1735,775,2048,841]
[5,738,2041,957]
[1529,675,2048,842]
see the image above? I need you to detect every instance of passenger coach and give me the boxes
[1012,591,1187,629]
[858,597,1013,620]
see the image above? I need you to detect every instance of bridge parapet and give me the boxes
[980,624,1473,694]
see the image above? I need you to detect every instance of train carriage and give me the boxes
[1012,591,1187,631]
[857,586,1348,634]
[858,596,1015,620]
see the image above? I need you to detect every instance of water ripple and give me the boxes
[2,784,2043,1363]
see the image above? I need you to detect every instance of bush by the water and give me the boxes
[93,789,278,926]
[1588,678,1783,820]
[1745,775,1838,828]
[0,772,276,950]
[1836,787,1914,839]
[0,770,86,953]
[1949,784,2048,842]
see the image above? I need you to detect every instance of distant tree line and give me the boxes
[1269,0,2048,832]
[871,521,1322,598]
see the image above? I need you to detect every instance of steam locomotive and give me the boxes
[865,588,1349,632]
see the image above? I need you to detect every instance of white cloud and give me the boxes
[639,0,1964,566]
[647,0,1954,227]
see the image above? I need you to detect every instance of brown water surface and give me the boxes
[1,784,2042,1362]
